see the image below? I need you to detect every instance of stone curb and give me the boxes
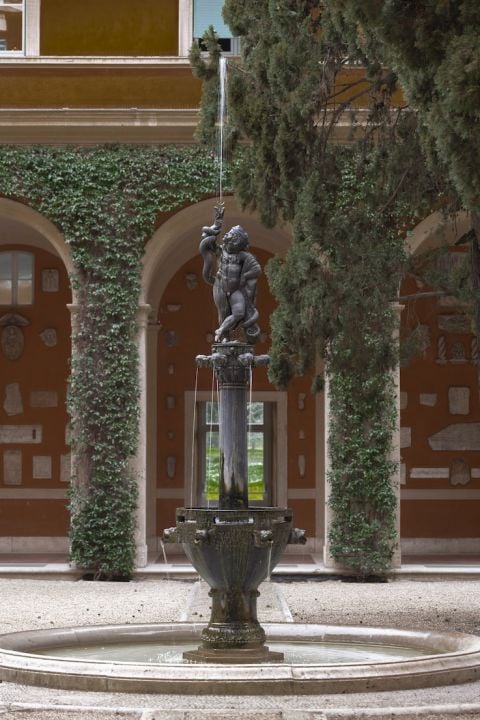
[2,703,480,719]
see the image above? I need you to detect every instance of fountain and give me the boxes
[162,203,306,663]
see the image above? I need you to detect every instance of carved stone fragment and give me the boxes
[167,456,176,479]
[450,342,467,364]
[167,304,182,312]
[298,430,305,440]
[448,387,470,415]
[185,272,198,290]
[400,427,411,448]
[3,450,21,485]
[410,467,449,479]
[450,458,470,486]
[400,392,408,410]
[436,335,447,365]
[419,393,437,407]
[40,328,57,347]
[168,364,175,375]
[30,391,58,408]
[298,454,306,478]
[0,425,42,443]
[166,395,176,410]
[164,330,178,347]
[0,312,29,361]
[3,383,23,416]
[437,314,471,335]
[32,456,52,480]
[41,268,59,292]
[60,454,71,483]
[429,423,480,451]
[400,462,406,485]
[297,393,306,410]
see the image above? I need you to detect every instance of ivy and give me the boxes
[0,144,226,578]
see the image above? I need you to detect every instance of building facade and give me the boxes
[0,0,478,564]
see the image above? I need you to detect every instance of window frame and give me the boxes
[184,390,287,509]
[0,250,34,306]
[0,0,25,56]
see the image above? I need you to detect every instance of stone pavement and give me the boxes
[0,577,480,719]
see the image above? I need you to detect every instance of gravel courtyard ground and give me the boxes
[0,576,479,719]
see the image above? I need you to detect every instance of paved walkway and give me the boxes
[0,576,480,718]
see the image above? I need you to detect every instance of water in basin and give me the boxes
[36,639,430,665]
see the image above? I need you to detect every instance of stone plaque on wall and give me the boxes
[419,393,437,407]
[0,425,42,443]
[33,456,52,480]
[39,329,58,347]
[60,453,71,483]
[3,450,22,485]
[448,387,470,415]
[437,315,471,335]
[429,423,480,451]
[400,427,411,448]
[450,459,470,486]
[3,383,23,416]
[41,269,59,292]
[30,391,58,408]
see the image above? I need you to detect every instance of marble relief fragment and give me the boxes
[33,456,52,480]
[185,273,198,290]
[167,456,176,479]
[448,387,470,415]
[164,331,178,347]
[400,427,411,449]
[429,423,480,451]
[30,391,58,408]
[3,383,23,416]
[0,425,42,443]
[41,269,59,292]
[400,392,408,410]
[166,395,176,409]
[449,342,467,364]
[297,393,306,410]
[60,454,71,483]
[3,450,21,485]
[419,393,437,407]
[40,328,58,347]
[298,454,306,478]
[450,458,470,486]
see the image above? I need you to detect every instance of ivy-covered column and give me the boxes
[130,303,151,567]
[390,302,405,568]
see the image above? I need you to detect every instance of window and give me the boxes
[0,1,24,53]
[0,251,34,305]
[193,0,239,54]
[197,400,273,506]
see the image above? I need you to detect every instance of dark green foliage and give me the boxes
[192,0,442,575]
[0,145,224,578]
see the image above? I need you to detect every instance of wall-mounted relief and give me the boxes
[60,454,71,483]
[419,393,437,407]
[30,391,58,408]
[437,314,471,335]
[400,392,408,410]
[32,455,52,480]
[298,429,305,440]
[449,341,467,364]
[164,330,178,347]
[3,450,22,485]
[65,423,71,446]
[435,335,447,365]
[0,313,29,361]
[297,393,306,411]
[450,458,470,486]
[168,364,175,375]
[3,383,23,416]
[0,425,42,443]
[185,272,198,290]
[39,328,58,348]
[298,454,306,478]
[448,387,470,415]
[400,461,406,485]
[471,338,478,366]
[167,431,175,440]
[400,427,411,448]
[167,456,176,479]
[166,395,176,410]
[167,304,182,312]
[429,423,480,451]
[41,268,59,292]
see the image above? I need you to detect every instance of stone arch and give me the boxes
[406,209,472,258]
[0,198,74,291]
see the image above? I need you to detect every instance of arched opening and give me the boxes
[400,210,479,556]
[141,198,323,560]
[0,200,73,556]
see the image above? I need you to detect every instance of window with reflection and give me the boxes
[0,251,34,305]
[0,1,24,53]
[193,0,239,54]
[197,400,273,506]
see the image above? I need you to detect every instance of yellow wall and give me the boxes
[40,0,178,56]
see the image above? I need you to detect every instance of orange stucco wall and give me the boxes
[155,249,316,535]
[40,0,178,56]
[399,251,480,538]
[0,245,71,536]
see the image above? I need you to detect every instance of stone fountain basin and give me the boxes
[0,622,480,694]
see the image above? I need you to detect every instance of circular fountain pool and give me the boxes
[1,622,480,694]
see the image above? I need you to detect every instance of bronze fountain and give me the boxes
[163,205,306,663]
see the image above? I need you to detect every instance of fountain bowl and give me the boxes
[1,622,480,695]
